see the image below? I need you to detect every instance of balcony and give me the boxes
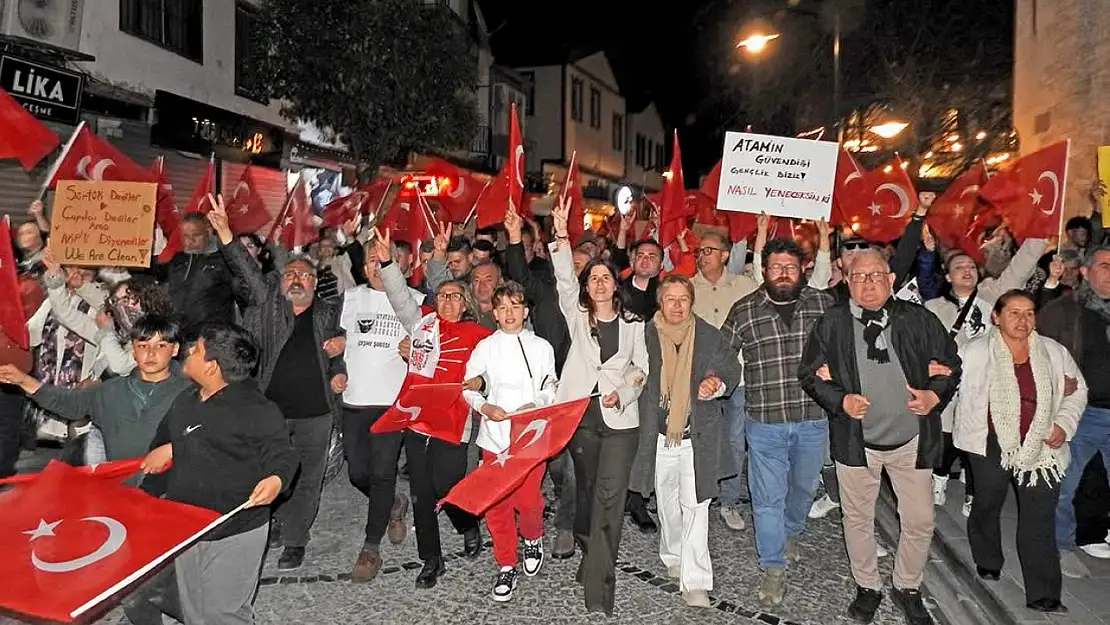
[471,125,491,156]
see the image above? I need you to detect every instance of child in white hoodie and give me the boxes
[462,282,557,603]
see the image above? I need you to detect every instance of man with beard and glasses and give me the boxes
[720,238,834,608]
[208,196,347,572]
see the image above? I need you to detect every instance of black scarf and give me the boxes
[1076,282,1110,343]
[851,301,891,364]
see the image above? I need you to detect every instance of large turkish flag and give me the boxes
[370,382,466,443]
[440,397,590,515]
[225,164,272,234]
[44,122,154,188]
[0,457,149,486]
[979,140,1070,241]
[0,216,29,350]
[0,86,58,170]
[0,461,225,623]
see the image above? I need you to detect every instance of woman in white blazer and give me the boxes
[550,198,647,616]
[953,290,1087,614]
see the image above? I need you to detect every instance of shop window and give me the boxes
[120,0,204,62]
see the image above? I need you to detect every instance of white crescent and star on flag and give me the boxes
[24,517,128,573]
[869,182,913,219]
[76,157,116,181]
[1028,170,1061,216]
[492,418,548,467]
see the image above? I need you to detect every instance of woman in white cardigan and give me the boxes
[550,197,647,616]
[953,290,1087,614]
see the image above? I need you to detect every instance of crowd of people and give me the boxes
[1,180,1109,625]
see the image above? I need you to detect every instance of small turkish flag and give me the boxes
[477,103,524,228]
[378,188,434,254]
[440,397,590,515]
[0,461,225,623]
[151,156,183,262]
[658,131,688,248]
[979,139,1070,241]
[0,457,150,486]
[0,86,58,170]
[962,204,1003,264]
[831,149,867,226]
[421,157,487,223]
[562,150,587,244]
[225,165,271,234]
[927,164,989,250]
[321,178,390,228]
[43,122,154,189]
[267,177,317,249]
[370,382,467,444]
[841,155,918,243]
[0,216,29,350]
[183,155,217,215]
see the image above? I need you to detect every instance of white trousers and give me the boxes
[655,435,712,592]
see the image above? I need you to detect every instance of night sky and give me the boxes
[479,0,1013,180]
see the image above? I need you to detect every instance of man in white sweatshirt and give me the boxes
[462,282,557,603]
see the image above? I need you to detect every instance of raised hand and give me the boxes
[206,193,233,244]
[371,227,391,264]
[505,204,523,244]
[552,194,570,239]
[432,223,449,259]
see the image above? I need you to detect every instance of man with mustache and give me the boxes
[207,196,347,572]
[720,238,834,607]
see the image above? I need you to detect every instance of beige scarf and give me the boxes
[987,327,1061,486]
[653,311,696,447]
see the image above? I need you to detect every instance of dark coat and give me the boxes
[221,240,346,422]
[630,316,743,502]
[798,298,961,469]
[159,246,247,331]
[1038,293,1083,363]
[503,242,570,372]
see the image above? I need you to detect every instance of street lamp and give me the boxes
[869,121,909,139]
[737,32,780,54]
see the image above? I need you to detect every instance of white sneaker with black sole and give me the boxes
[522,538,544,576]
[491,566,519,602]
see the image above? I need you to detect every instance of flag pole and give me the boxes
[37,120,86,200]
[69,501,251,620]
[1058,139,1071,246]
[416,190,439,237]
[463,178,493,228]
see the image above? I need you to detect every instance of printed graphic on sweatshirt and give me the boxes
[354,312,404,350]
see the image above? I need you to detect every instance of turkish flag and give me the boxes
[370,382,466,443]
[962,203,1003,264]
[44,123,154,189]
[927,164,988,250]
[225,165,271,234]
[0,216,29,350]
[477,103,524,228]
[267,178,317,249]
[150,157,183,262]
[440,397,590,515]
[0,457,149,486]
[322,177,391,228]
[658,132,690,248]
[379,189,434,253]
[840,155,918,243]
[689,191,723,228]
[183,156,217,215]
[0,86,58,170]
[562,150,587,244]
[831,149,867,226]
[979,140,1070,241]
[0,461,225,623]
[700,160,722,202]
[421,157,487,223]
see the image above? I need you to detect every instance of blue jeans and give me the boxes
[718,390,748,507]
[747,418,829,570]
[1056,407,1110,550]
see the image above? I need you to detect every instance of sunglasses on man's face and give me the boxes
[841,242,869,252]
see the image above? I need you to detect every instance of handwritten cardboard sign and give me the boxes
[48,180,157,268]
[715,131,838,221]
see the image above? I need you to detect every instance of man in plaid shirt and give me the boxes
[721,238,834,607]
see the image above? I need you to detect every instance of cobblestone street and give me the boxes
[236,478,915,625]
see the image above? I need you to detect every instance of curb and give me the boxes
[875,488,1016,625]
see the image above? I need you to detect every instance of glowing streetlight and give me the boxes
[737,32,780,54]
[869,121,909,139]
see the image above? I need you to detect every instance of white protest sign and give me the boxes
[715,131,838,221]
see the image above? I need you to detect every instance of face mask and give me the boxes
[109,297,143,336]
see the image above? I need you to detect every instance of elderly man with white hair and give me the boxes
[799,249,961,625]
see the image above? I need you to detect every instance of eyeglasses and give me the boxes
[436,292,464,302]
[841,242,870,251]
[694,247,727,257]
[282,270,315,281]
[849,271,891,284]
[767,263,801,276]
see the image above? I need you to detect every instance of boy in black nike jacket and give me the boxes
[143,323,298,625]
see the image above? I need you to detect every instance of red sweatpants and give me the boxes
[481,450,546,567]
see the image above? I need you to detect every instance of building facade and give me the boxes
[1013,0,1102,216]
[625,103,666,193]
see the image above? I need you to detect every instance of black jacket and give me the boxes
[155,381,298,540]
[159,246,247,331]
[220,240,346,421]
[503,242,570,372]
[798,298,962,469]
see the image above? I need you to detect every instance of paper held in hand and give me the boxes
[48,180,158,268]
[715,130,838,221]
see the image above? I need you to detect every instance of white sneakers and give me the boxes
[682,589,711,608]
[491,566,519,602]
[932,475,949,506]
[521,539,544,576]
[1061,551,1091,579]
[720,505,747,531]
[808,494,840,519]
[962,496,973,518]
